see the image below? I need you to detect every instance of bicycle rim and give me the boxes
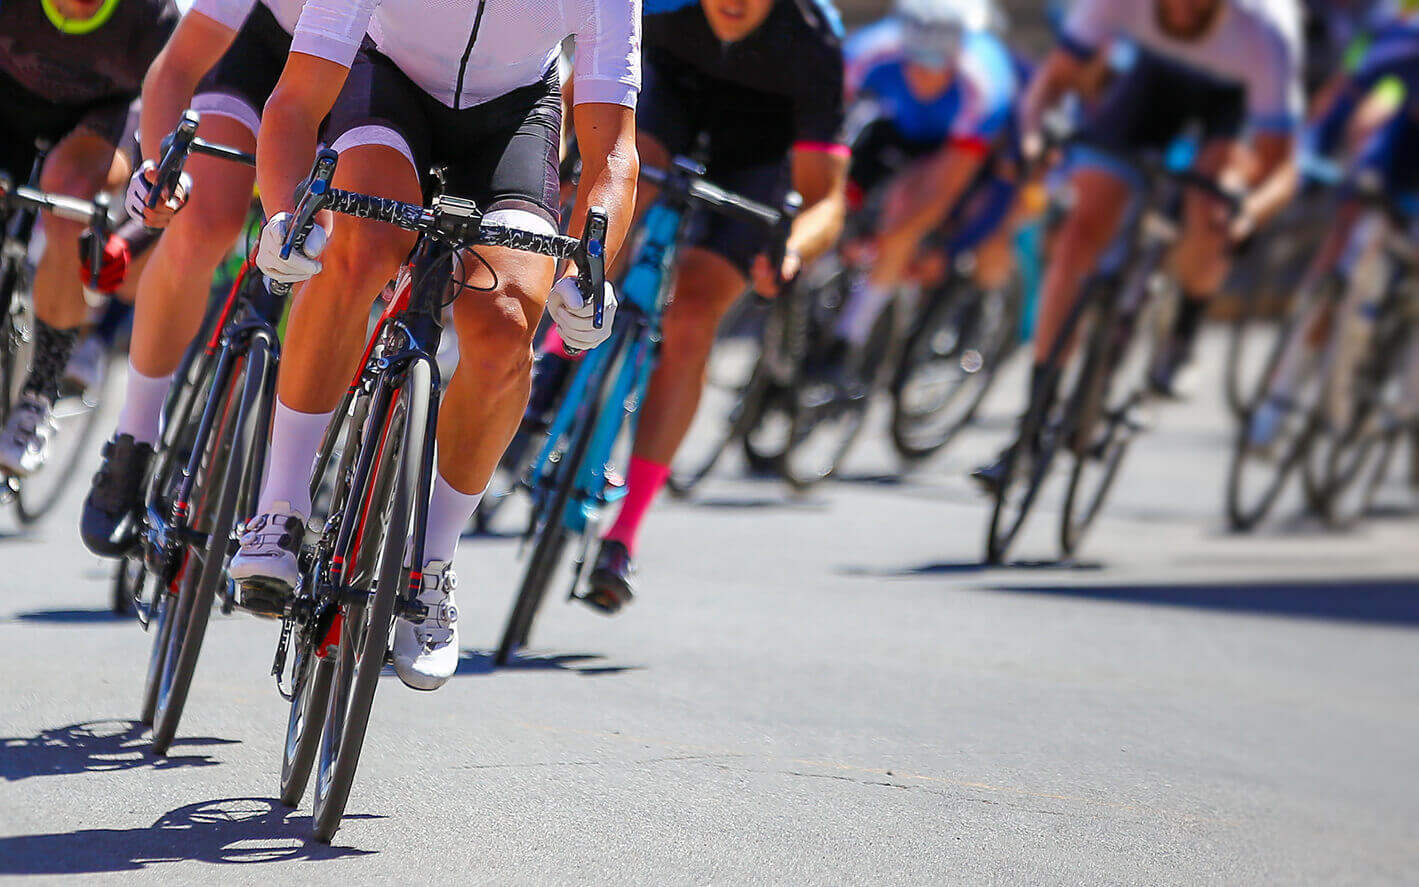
[139,568,174,726]
[151,344,268,755]
[280,646,334,807]
[312,360,429,844]
[16,355,112,524]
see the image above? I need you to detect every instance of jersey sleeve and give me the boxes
[290,0,377,70]
[1059,0,1118,59]
[188,0,256,32]
[570,0,642,108]
[1244,14,1304,133]
[949,35,1018,155]
[794,45,847,151]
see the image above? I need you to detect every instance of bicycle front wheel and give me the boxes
[311,360,430,844]
[16,354,112,524]
[151,341,271,755]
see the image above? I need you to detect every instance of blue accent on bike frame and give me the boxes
[527,197,688,536]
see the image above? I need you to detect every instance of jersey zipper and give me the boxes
[453,0,491,110]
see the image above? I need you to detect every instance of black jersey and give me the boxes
[642,0,847,149]
[0,0,179,106]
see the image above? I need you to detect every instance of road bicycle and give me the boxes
[268,147,609,842]
[492,158,793,666]
[0,143,118,524]
[985,142,1237,563]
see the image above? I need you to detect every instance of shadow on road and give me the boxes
[841,559,1104,578]
[11,607,129,624]
[454,650,643,677]
[991,577,1419,627]
[0,720,237,781]
[0,797,376,874]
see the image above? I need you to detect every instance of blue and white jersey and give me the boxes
[846,18,1020,153]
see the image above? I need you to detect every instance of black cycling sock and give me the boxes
[22,320,80,402]
[1173,295,1209,348]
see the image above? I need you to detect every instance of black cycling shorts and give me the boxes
[638,54,793,276]
[1080,45,1247,157]
[193,3,292,138]
[0,66,129,185]
[324,48,563,227]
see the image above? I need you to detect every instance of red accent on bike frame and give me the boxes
[342,389,400,605]
[348,265,414,394]
[204,251,258,356]
[317,610,344,659]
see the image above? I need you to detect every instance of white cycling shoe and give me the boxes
[228,501,305,617]
[392,560,460,691]
[0,393,56,477]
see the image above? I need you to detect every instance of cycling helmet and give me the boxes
[894,0,995,67]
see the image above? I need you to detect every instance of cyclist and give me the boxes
[79,0,304,557]
[0,0,179,477]
[973,0,1305,491]
[1249,5,1419,448]
[227,0,641,690]
[553,0,850,614]
[824,0,1022,382]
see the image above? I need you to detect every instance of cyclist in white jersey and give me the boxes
[80,0,307,557]
[974,0,1305,490]
[227,0,640,690]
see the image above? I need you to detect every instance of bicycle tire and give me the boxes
[890,277,1020,462]
[311,360,430,844]
[151,341,270,755]
[280,647,334,807]
[495,324,633,666]
[139,569,173,726]
[1059,301,1137,558]
[1225,286,1329,532]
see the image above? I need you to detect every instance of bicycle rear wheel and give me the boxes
[311,361,430,844]
[891,276,1020,462]
[151,341,270,755]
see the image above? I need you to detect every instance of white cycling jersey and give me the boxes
[289,0,641,111]
[189,0,304,35]
[1063,0,1304,131]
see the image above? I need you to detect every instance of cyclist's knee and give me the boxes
[320,223,411,295]
[452,290,538,391]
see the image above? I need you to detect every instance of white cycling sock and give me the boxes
[255,400,334,521]
[114,363,174,446]
[836,278,893,348]
[423,472,485,566]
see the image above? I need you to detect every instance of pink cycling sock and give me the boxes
[603,456,670,556]
[541,326,575,359]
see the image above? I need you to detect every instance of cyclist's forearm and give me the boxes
[788,190,845,265]
[892,146,985,241]
[1022,50,1084,135]
[1244,135,1298,228]
[568,102,639,268]
[257,95,325,219]
[138,14,238,164]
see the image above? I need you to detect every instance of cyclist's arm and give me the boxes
[886,141,989,240]
[785,146,849,266]
[1020,49,1089,143]
[139,11,240,164]
[1241,132,1298,232]
[256,52,349,218]
[567,101,639,269]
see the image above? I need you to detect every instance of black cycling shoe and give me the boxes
[970,449,1013,497]
[80,434,154,558]
[520,351,574,433]
[581,540,636,615]
[1147,333,1199,400]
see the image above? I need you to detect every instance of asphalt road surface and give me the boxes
[1,333,1416,885]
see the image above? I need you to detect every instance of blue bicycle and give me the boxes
[494,158,795,666]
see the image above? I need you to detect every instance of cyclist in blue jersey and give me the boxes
[825,0,1023,376]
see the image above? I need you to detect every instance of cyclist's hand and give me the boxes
[125,160,190,228]
[78,230,132,293]
[256,211,327,285]
[547,276,617,351]
[751,249,801,298]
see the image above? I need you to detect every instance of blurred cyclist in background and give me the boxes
[0,0,178,477]
[975,0,1306,490]
[818,0,1023,390]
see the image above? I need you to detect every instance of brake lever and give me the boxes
[147,110,200,215]
[769,191,803,291]
[579,205,609,329]
[271,148,339,294]
[86,192,111,290]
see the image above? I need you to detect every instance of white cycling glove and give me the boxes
[257,211,328,285]
[546,276,617,352]
[125,159,191,226]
